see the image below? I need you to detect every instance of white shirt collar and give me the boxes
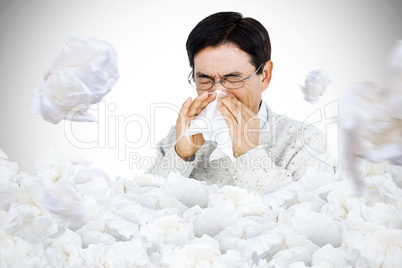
[257,100,268,130]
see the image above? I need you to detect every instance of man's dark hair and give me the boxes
[186,11,271,75]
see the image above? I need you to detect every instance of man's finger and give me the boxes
[188,91,217,116]
[218,95,242,118]
[217,101,239,130]
[200,91,217,107]
[181,97,192,115]
[187,91,209,115]
[240,104,260,128]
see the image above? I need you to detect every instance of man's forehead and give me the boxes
[194,57,253,77]
[193,44,253,74]
[194,58,246,71]
[194,62,254,77]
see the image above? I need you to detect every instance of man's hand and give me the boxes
[217,93,260,157]
[175,91,217,161]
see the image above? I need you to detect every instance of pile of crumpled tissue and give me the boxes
[1,148,401,267]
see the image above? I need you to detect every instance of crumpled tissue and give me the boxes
[2,147,402,267]
[34,148,90,183]
[140,214,194,246]
[300,69,331,104]
[340,40,402,192]
[162,172,211,208]
[185,90,234,161]
[387,40,402,75]
[160,235,221,267]
[75,239,149,267]
[31,34,119,124]
[0,148,19,183]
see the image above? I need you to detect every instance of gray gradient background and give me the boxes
[0,0,401,178]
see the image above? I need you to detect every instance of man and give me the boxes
[147,12,333,194]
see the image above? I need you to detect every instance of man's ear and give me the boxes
[261,61,273,93]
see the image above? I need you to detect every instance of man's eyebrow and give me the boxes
[195,72,211,78]
[195,71,243,78]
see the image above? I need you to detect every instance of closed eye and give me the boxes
[224,76,243,82]
[223,72,242,77]
[195,71,243,79]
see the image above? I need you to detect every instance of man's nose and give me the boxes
[210,80,227,93]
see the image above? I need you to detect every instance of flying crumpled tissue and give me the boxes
[340,40,402,193]
[31,34,119,124]
[300,69,331,104]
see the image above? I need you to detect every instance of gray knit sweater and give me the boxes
[146,101,334,194]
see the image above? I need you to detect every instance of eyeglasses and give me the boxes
[188,63,263,90]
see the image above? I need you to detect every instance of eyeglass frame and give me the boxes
[188,62,264,90]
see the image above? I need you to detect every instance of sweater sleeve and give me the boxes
[228,124,334,194]
[146,126,197,178]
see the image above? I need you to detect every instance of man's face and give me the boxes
[193,43,272,115]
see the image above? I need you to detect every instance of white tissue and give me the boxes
[341,82,402,164]
[1,147,402,267]
[0,149,19,183]
[300,69,331,104]
[185,90,234,161]
[160,235,221,267]
[140,214,194,246]
[340,40,402,193]
[387,40,402,75]
[31,34,119,124]
[162,172,210,208]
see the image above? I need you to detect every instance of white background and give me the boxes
[0,0,401,178]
